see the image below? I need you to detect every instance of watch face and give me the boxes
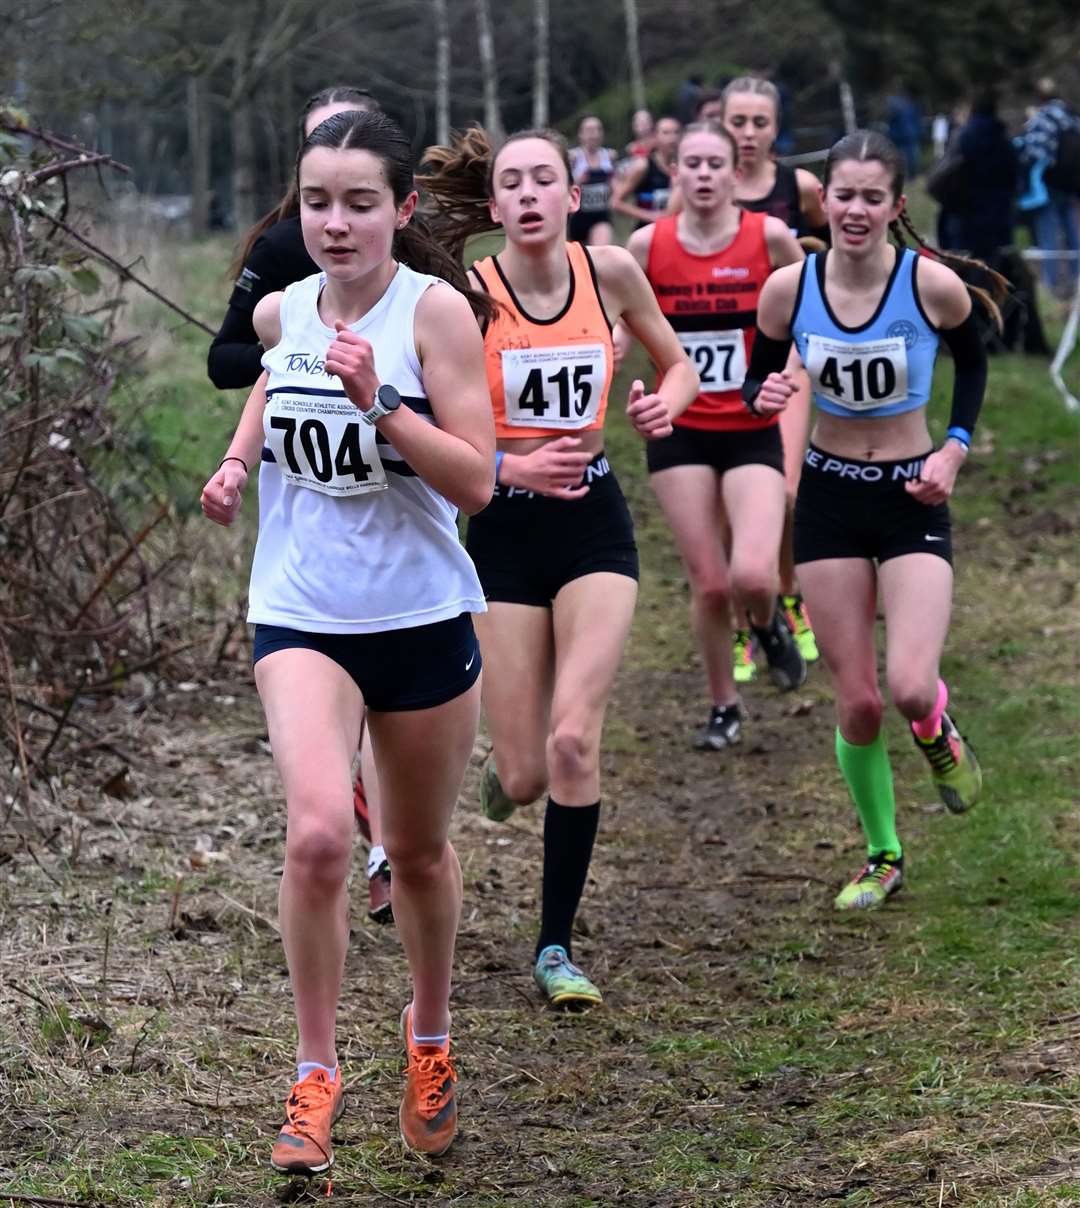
[376,384,401,411]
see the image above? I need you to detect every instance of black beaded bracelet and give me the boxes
[219,456,248,473]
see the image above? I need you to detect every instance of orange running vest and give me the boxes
[471,242,614,440]
[646,210,776,432]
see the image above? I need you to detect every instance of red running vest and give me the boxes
[646,210,776,431]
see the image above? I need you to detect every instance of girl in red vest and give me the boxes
[626,121,806,749]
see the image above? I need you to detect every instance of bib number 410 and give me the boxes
[270,416,374,484]
[818,355,896,404]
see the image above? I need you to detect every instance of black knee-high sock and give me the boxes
[536,798,600,961]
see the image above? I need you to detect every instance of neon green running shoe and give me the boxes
[733,629,757,684]
[478,757,517,822]
[912,711,983,814]
[533,945,602,1009]
[834,851,904,911]
[780,594,819,663]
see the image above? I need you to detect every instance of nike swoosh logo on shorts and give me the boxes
[924,535,944,542]
[465,650,476,671]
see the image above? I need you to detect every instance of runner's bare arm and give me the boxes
[610,158,658,225]
[592,244,698,429]
[763,216,805,270]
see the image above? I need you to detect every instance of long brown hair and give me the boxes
[228,86,380,280]
[419,125,573,263]
[299,110,495,323]
[824,130,1007,329]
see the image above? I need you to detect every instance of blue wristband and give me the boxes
[495,450,504,483]
[946,426,971,449]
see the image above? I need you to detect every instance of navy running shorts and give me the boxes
[252,612,481,711]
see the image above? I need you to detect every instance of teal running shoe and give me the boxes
[479,757,517,822]
[912,711,983,814]
[834,851,904,911]
[533,945,602,1009]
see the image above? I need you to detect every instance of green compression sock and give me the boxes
[835,729,902,858]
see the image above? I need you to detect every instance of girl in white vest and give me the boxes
[201,110,494,1168]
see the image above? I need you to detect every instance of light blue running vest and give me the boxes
[792,249,939,419]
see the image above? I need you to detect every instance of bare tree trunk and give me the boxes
[231,98,257,231]
[839,79,857,134]
[187,76,211,236]
[433,0,451,144]
[474,0,503,139]
[532,0,549,129]
[623,0,646,115]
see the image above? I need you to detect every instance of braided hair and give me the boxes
[824,130,1008,330]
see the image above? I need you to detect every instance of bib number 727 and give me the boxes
[501,344,606,428]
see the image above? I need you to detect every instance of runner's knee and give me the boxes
[836,688,884,743]
[499,761,548,805]
[888,672,938,722]
[285,806,353,887]
[384,833,448,883]
[547,722,595,785]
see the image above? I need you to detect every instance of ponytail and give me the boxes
[889,208,1008,333]
[393,213,497,324]
[420,124,575,264]
[419,126,503,263]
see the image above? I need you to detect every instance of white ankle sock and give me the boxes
[297,1060,337,1082]
[367,844,386,879]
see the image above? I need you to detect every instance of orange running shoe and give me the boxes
[399,1004,457,1157]
[270,1067,344,1174]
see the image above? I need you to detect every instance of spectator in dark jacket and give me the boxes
[953,93,1017,261]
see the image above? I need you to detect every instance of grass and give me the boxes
[0,229,1077,1205]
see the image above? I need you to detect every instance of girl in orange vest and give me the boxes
[625,122,806,749]
[422,127,698,1008]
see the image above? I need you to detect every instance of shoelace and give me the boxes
[408,1050,457,1117]
[284,1076,335,1133]
[919,728,958,773]
[733,631,753,662]
[854,856,899,885]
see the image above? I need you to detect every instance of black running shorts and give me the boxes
[466,451,639,607]
[646,422,785,477]
[251,613,481,711]
[794,444,953,566]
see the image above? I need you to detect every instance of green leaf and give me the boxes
[62,312,105,342]
[71,266,101,295]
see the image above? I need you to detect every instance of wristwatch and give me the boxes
[361,383,402,426]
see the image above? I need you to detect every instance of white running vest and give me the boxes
[247,266,486,633]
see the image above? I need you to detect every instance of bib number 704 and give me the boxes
[270,416,374,483]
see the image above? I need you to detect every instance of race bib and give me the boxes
[502,344,606,429]
[264,390,387,497]
[804,335,908,411]
[579,181,610,212]
[680,330,748,392]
